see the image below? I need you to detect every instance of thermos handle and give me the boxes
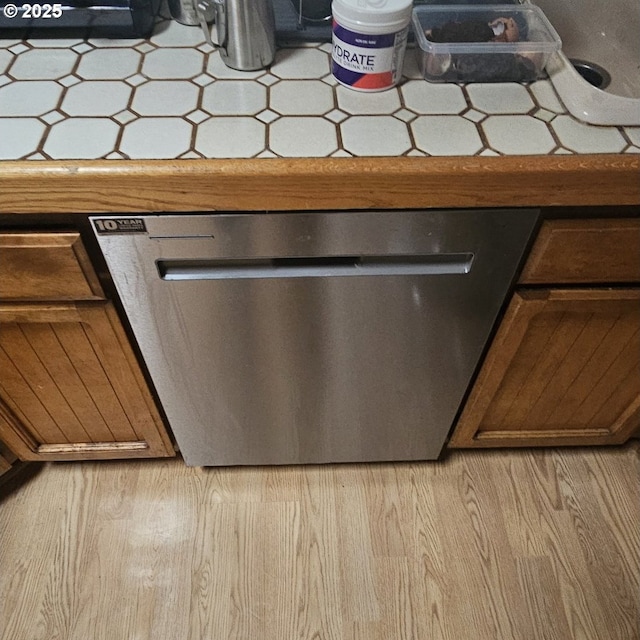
[197,0,226,52]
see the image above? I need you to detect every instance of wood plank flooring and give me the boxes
[1,445,639,640]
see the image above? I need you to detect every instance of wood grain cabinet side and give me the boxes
[0,230,174,461]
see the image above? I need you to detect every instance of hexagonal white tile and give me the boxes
[551,115,627,153]
[195,117,266,157]
[269,117,337,157]
[76,49,142,80]
[150,20,207,47]
[411,116,482,156]
[322,73,338,87]
[270,80,334,116]
[2,38,634,162]
[0,81,62,116]
[132,80,200,116]
[0,50,14,74]
[0,118,45,159]
[43,118,119,159]
[0,37,26,48]
[142,48,205,79]
[120,118,193,158]
[206,53,265,80]
[7,49,77,80]
[482,116,556,155]
[467,83,534,114]
[529,80,565,114]
[88,37,143,48]
[341,116,411,156]
[401,82,467,115]
[28,36,86,48]
[271,48,330,80]
[61,81,132,117]
[201,81,267,116]
[624,127,640,147]
[336,86,401,115]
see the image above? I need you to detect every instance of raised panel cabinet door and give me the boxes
[0,302,174,461]
[449,288,640,448]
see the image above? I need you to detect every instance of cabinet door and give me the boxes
[0,302,174,461]
[450,288,640,448]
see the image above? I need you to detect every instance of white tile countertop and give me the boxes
[1,19,639,161]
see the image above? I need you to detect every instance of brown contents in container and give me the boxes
[426,17,519,43]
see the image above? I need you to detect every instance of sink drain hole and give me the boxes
[570,59,611,90]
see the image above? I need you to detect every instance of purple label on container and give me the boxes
[332,21,407,91]
[332,23,397,49]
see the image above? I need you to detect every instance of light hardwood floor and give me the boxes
[1,445,639,640]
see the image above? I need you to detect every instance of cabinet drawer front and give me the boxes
[520,219,640,284]
[0,232,104,301]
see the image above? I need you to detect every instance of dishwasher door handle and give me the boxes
[157,253,475,280]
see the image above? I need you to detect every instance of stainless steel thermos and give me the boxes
[169,0,276,71]
[168,0,213,27]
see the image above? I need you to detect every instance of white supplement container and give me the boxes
[331,0,412,92]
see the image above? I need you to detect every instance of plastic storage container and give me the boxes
[412,4,561,83]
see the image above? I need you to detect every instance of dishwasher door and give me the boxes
[92,210,538,466]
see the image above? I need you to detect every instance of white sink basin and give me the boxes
[526,0,640,125]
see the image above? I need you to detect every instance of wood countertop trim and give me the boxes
[0,154,638,214]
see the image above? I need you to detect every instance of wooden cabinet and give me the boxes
[0,439,17,478]
[0,232,105,300]
[0,231,174,461]
[450,217,640,448]
[519,218,640,284]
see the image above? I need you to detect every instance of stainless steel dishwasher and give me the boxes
[92,210,538,466]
